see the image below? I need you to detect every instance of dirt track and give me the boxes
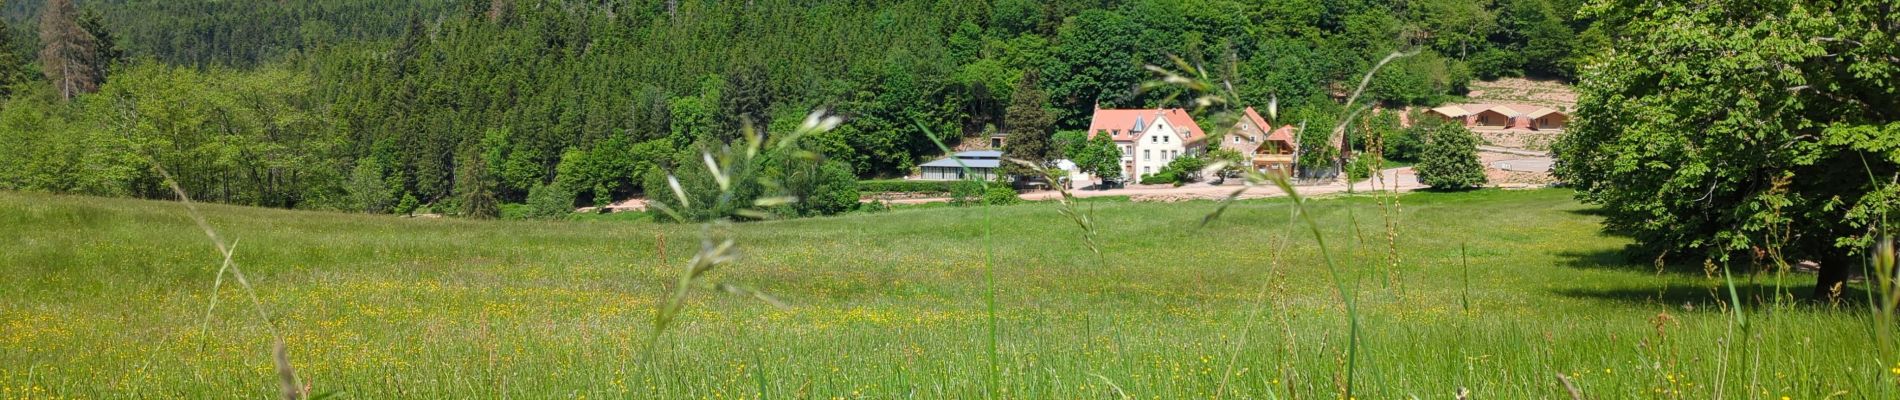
[880,168,1426,205]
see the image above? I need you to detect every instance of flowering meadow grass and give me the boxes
[0,189,1890,398]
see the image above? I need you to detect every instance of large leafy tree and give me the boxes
[1041,9,1146,127]
[1416,122,1487,189]
[1554,0,1898,299]
[1070,132,1124,187]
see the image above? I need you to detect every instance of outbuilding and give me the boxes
[918,150,1003,181]
[1526,108,1569,130]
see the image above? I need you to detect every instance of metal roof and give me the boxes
[919,150,1004,169]
[918,158,1001,169]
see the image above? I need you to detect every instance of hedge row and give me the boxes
[857,179,983,194]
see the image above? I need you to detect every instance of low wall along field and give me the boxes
[0,189,1883,398]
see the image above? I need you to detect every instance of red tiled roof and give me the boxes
[1086,108,1205,144]
[1241,106,1272,135]
[1267,125,1296,143]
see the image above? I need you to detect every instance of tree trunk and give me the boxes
[1814,252,1857,301]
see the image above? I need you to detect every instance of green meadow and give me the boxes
[0,189,1889,398]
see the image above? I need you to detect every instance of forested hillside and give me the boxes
[1,0,455,67]
[0,0,1602,217]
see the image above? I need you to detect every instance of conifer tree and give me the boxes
[0,18,27,98]
[1002,74,1055,172]
[77,7,122,79]
[37,0,100,100]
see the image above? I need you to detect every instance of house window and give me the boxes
[1163,135,1170,143]
[1143,166,1151,174]
[1144,149,1151,160]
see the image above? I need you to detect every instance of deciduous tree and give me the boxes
[1416,123,1486,189]
[1554,0,1898,299]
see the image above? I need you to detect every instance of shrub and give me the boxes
[345,159,392,213]
[1138,155,1211,186]
[769,158,861,217]
[1164,155,1208,182]
[1346,156,1372,182]
[647,140,861,222]
[949,179,984,205]
[857,199,891,213]
[1416,124,1488,189]
[858,179,982,194]
[1385,125,1426,162]
[983,186,1020,205]
[1139,170,1179,185]
[521,182,577,220]
[498,203,530,220]
[1205,148,1248,179]
[395,194,419,216]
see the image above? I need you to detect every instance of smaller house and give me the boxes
[1224,107,1271,156]
[1524,108,1568,130]
[1228,107,1298,174]
[918,150,1003,181]
[1472,105,1516,129]
[1426,105,1475,124]
[1254,125,1298,174]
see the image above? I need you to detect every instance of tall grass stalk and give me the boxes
[1010,160,1103,259]
[643,111,837,358]
[917,122,1001,399]
[1155,47,1418,399]
[1269,174,1364,397]
[1214,231,1293,400]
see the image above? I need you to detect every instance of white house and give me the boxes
[1085,108,1207,179]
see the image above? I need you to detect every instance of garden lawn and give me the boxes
[0,189,1888,398]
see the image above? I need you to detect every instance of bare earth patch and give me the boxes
[1466,77,1578,110]
[1472,129,1562,151]
[1480,151,1556,186]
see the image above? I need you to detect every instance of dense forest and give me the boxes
[0,0,457,67]
[0,0,1602,217]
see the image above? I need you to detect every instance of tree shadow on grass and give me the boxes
[1554,248,1874,308]
[1556,247,1718,276]
[1553,282,1869,309]
[1563,207,1612,218]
